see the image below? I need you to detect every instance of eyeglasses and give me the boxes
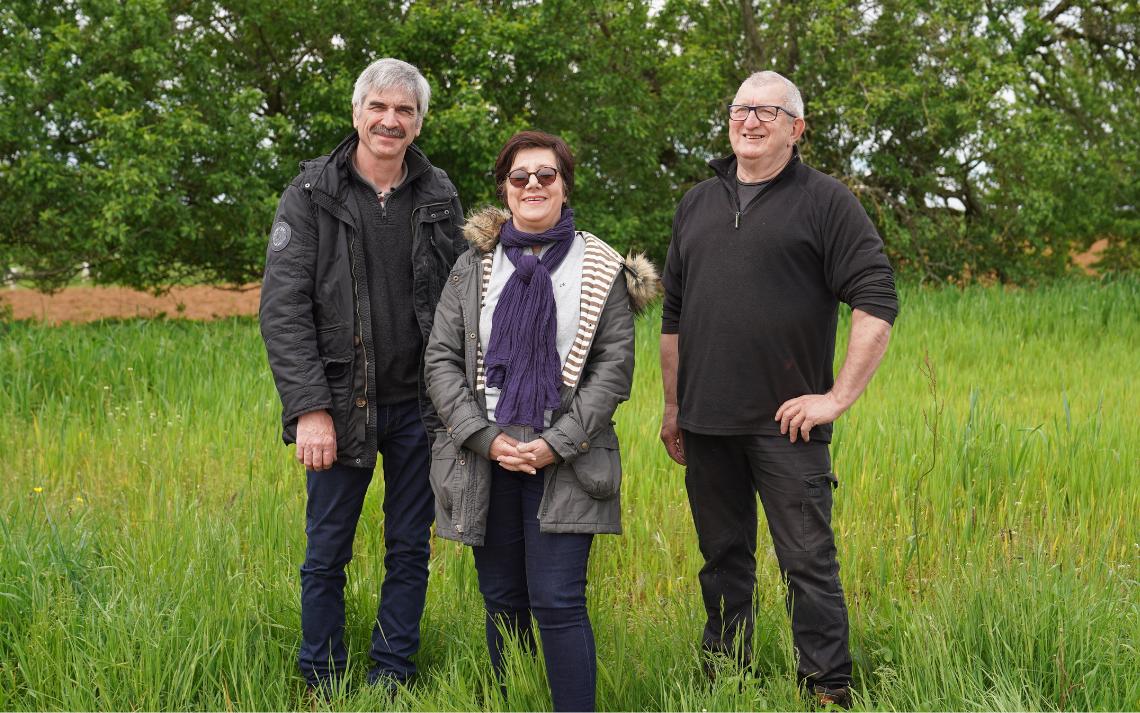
[727,104,798,122]
[507,166,559,188]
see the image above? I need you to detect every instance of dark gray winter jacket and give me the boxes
[259,134,465,469]
[423,207,659,545]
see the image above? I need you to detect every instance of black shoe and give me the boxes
[366,670,403,701]
[813,685,853,710]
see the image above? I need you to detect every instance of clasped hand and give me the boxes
[489,433,555,475]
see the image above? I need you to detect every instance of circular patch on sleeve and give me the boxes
[270,221,291,252]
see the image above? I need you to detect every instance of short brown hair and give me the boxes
[493,130,575,205]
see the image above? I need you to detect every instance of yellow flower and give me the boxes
[33,487,43,493]
[76,497,85,504]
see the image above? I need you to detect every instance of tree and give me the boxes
[2,0,279,290]
[725,0,1139,282]
[2,0,1136,291]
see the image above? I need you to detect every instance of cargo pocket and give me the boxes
[429,429,467,527]
[800,472,838,549]
[569,428,622,499]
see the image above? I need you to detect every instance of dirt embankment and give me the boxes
[1,239,1111,324]
[3,285,261,324]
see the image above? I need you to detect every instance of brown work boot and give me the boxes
[813,685,852,709]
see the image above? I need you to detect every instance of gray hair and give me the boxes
[352,58,432,126]
[740,71,804,118]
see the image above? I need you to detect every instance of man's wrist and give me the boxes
[826,390,853,413]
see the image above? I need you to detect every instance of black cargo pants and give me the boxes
[682,431,852,689]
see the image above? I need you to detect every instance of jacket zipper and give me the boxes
[454,451,469,536]
[724,166,780,229]
[347,229,370,430]
[457,264,479,537]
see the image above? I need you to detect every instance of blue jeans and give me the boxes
[298,399,433,687]
[472,464,596,712]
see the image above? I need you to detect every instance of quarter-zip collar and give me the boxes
[709,144,801,186]
[708,145,802,229]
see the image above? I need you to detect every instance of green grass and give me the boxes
[2,278,1138,711]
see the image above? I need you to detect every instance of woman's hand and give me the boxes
[490,432,533,474]
[516,438,556,473]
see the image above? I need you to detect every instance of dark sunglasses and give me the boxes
[507,166,559,188]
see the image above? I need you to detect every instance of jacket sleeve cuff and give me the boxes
[281,385,333,425]
[543,416,590,463]
[463,425,502,459]
[543,437,565,464]
[445,401,495,448]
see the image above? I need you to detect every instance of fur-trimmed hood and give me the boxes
[462,206,511,254]
[462,206,660,315]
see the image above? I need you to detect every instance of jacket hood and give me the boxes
[462,205,660,316]
[621,251,661,317]
[462,205,511,253]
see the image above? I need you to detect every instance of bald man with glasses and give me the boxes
[660,71,899,709]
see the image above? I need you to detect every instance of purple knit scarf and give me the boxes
[484,208,577,430]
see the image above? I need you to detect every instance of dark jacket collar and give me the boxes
[708,144,801,187]
[303,133,439,203]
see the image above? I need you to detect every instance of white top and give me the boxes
[480,235,585,425]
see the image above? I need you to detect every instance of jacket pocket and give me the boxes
[321,353,352,380]
[321,354,353,430]
[417,205,458,277]
[316,322,350,356]
[429,429,468,528]
[569,428,622,500]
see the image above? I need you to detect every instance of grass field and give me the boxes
[2,278,1138,711]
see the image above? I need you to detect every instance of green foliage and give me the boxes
[730,0,1139,283]
[3,279,1140,709]
[1,0,1136,290]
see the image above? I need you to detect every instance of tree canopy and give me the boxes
[2,0,1136,291]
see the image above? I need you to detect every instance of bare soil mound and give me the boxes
[2,239,1111,325]
[3,284,261,324]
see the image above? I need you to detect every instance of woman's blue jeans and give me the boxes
[472,463,596,711]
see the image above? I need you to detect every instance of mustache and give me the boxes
[370,125,406,139]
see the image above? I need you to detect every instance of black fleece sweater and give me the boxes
[661,149,898,441]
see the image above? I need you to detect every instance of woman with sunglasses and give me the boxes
[424,130,657,711]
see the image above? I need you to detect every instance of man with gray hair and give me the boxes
[660,71,898,707]
[260,58,465,695]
